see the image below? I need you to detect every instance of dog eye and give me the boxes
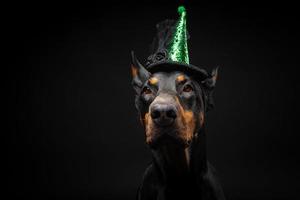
[183,84,193,93]
[142,86,152,95]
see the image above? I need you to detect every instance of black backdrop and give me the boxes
[7,1,300,199]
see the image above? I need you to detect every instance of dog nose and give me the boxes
[151,104,177,126]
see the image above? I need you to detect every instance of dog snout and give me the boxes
[150,104,177,126]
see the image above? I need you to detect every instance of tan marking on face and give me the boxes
[175,97,196,143]
[200,111,205,127]
[149,77,158,85]
[131,65,138,77]
[176,74,186,83]
[143,112,155,144]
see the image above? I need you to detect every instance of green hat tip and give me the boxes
[177,6,186,14]
[168,5,189,64]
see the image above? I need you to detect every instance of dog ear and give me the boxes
[202,67,219,111]
[131,51,151,93]
[202,67,218,89]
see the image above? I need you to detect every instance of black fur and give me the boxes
[131,56,225,200]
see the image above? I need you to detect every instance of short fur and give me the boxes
[131,54,225,200]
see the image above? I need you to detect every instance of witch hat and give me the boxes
[132,5,210,81]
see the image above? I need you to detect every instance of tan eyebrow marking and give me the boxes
[176,74,186,83]
[148,77,159,85]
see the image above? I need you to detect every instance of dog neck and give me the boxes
[151,128,208,185]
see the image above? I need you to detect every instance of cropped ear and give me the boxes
[202,67,218,89]
[202,67,219,111]
[131,51,151,93]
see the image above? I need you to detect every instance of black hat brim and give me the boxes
[146,61,209,82]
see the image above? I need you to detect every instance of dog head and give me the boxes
[131,53,218,149]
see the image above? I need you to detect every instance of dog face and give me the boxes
[131,56,217,148]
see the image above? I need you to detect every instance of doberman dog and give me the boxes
[131,52,226,200]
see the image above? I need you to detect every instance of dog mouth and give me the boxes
[147,126,191,149]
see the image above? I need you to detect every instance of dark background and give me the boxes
[7,0,299,199]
